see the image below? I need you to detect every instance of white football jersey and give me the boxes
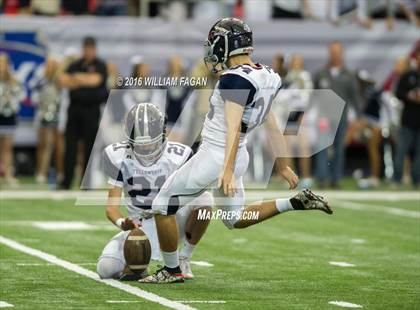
[201,63,282,147]
[102,141,192,219]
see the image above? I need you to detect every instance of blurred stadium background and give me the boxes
[0,0,419,190]
[0,1,419,309]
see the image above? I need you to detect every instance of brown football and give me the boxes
[123,228,152,274]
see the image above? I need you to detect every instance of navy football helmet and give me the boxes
[204,17,253,73]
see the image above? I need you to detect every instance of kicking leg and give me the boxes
[234,189,333,229]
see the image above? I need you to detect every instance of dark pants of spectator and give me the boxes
[393,126,420,186]
[95,5,126,16]
[62,104,100,189]
[315,120,347,186]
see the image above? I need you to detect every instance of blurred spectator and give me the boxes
[1,0,31,14]
[31,0,59,15]
[57,47,79,163]
[271,53,288,177]
[95,0,126,16]
[61,0,89,15]
[393,48,420,188]
[283,54,313,188]
[272,0,321,19]
[123,56,150,108]
[306,0,339,24]
[97,61,122,147]
[383,56,409,92]
[59,37,108,189]
[193,0,220,20]
[353,0,420,30]
[126,0,140,16]
[272,54,288,79]
[345,70,383,188]
[0,53,24,185]
[106,61,119,90]
[353,0,374,28]
[165,56,191,142]
[163,1,187,21]
[52,48,79,186]
[272,0,305,18]
[32,57,63,184]
[123,56,165,112]
[174,59,217,151]
[313,42,360,188]
[245,0,271,21]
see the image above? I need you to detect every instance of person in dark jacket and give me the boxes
[313,42,360,188]
[393,48,420,188]
[59,36,108,189]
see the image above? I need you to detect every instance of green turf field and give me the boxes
[0,193,419,309]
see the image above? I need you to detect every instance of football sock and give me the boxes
[161,250,180,271]
[164,265,182,274]
[275,198,294,213]
[179,241,195,259]
[290,197,305,210]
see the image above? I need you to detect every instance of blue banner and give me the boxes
[0,31,47,118]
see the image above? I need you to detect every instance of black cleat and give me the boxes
[291,189,333,214]
[138,267,184,284]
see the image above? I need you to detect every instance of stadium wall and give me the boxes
[1,16,417,81]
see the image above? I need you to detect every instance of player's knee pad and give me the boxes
[96,257,125,279]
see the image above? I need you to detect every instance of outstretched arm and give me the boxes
[218,100,244,197]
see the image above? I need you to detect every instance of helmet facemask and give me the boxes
[204,28,229,74]
[131,134,165,167]
[124,103,166,167]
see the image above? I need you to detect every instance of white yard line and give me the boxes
[17,262,96,266]
[0,221,115,231]
[232,238,248,244]
[107,300,226,304]
[190,261,214,267]
[0,236,195,310]
[175,301,226,304]
[0,301,14,308]
[0,190,419,201]
[328,301,363,308]
[106,301,142,303]
[258,191,420,201]
[329,262,356,267]
[350,239,366,244]
[335,200,420,219]
[30,221,115,231]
